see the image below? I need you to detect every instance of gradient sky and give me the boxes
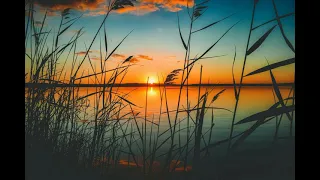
[25,0,295,84]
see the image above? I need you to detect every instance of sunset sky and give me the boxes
[25,0,295,84]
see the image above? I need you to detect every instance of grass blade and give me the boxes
[185,21,240,69]
[252,12,294,31]
[269,69,293,121]
[192,13,235,34]
[117,95,140,107]
[211,89,226,103]
[122,56,133,64]
[235,105,295,125]
[232,46,238,99]
[177,13,187,50]
[271,0,295,53]
[245,58,295,77]
[105,30,134,61]
[246,25,277,55]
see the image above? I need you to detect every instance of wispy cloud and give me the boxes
[110,53,152,63]
[129,57,140,63]
[114,0,194,15]
[115,3,159,15]
[34,0,105,11]
[111,53,126,59]
[90,57,101,61]
[75,51,93,55]
[137,54,153,60]
[34,0,194,16]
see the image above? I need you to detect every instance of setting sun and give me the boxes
[149,77,156,85]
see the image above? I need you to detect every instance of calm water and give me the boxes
[77,86,294,154]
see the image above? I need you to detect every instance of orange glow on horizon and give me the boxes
[148,77,156,84]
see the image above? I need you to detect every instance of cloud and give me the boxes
[115,3,159,15]
[137,54,153,60]
[109,53,152,63]
[85,10,108,16]
[90,57,101,61]
[75,51,93,55]
[34,0,105,11]
[129,57,139,63]
[115,0,194,15]
[111,53,126,59]
[39,9,59,16]
[140,0,194,12]
[34,0,194,16]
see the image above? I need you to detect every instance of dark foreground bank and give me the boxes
[25,137,294,180]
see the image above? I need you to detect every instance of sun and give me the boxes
[148,77,156,85]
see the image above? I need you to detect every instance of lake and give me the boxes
[75,86,294,155]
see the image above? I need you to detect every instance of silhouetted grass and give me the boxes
[25,0,294,180]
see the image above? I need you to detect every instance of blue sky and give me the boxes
[26,0,295,83]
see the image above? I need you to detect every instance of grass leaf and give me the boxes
[246,25,277,55]
[117,95,140,107]
[245,58,295,77]
[235,105,295,125]
[122,56,133,64]
[252,12,294,31]
[105,30,134,61]
[177,13,187,50]
[192,13,236,34]
[185,21,240,69]
[211,89,226,103]
[269,69,293,121]
[232,46,238,99]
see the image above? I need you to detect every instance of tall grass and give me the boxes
[25,0,295,179]
[226,0,295,153]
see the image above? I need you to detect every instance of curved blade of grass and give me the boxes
[58,14,83,36]
[77,91,104,101]
[104,23,108,55]
[122,56,133,64]
[200,131,245,152]
[192,13,236,34]
[74,65,133,81]
[117,95,140,107]
[211,89,226,103]
[62,17,79,26]
[196,0,210,7]
[232,46,238,99]
[190,54,227,61]
[232,116,279,151]
[246,25,277,55]
[252,12,294,31]
[268,97,294,109]
[185,21,240,69]
[245,58,295,77]
[235,105,295,125]
[177,13,187,50]
[269,69,293,121]
[271,0,295,53]
[162,106,232,114]
[105,30,134,61]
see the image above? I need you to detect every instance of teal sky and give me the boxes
[26,0,295,84]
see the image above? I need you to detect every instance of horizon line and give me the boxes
[25,82,294,88]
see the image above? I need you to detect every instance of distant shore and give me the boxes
[25,83,294,88]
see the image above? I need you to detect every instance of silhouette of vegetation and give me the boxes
[25,0,294,180]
